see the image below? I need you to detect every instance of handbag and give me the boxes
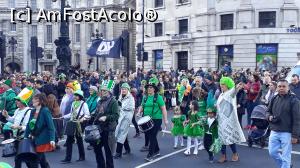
[84,125,101,143]
[171,97,177,107]
[64,102,85,136]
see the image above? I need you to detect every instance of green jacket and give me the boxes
[95,96,119,132]
[86,93,99,115]
[24,107,55,146]
[0,89,17,116]
[204,119,218,141]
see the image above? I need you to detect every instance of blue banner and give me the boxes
[218,45,233,57]
[256,44,278,54]
[87,37,123,58]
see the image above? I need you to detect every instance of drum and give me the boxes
[17,139,37,160]
[1,139,16,157]
[137,116,154,133]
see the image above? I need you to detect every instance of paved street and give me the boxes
[1,114,300,168]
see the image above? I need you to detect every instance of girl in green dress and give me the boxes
[171,106,186,149]
[183,100,204,155]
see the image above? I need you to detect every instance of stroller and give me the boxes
[248,105,270,148]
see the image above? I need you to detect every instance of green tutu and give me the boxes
[184,112,204,137]
[171,115,185,136]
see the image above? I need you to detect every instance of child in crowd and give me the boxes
[183,101,204,155]
[171,106,186,149]
[203,91,218,163]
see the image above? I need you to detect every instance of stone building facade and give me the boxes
[0,0,136,73]
[136,0,300,71]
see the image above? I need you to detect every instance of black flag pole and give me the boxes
[121,30,130,77]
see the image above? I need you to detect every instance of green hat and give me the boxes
[206,91,217,113]
[145,77,159,91]
[59,73,66,80]
[121,83,131,90]
[14,87,34,106]
[74,90,84,98]
[100,80,115,92]
[220,77,235,90]
[141,80,147,86]
[0,162,13,168]
[3,79,12,87]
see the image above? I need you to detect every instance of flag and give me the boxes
[87,37,123,59]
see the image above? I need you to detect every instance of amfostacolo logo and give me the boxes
[287,25,300,33]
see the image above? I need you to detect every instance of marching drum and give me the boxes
[17,139,37,160]
[137,116,154,133]
[1,139,16,157]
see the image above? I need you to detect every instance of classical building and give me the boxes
[0,0,136,73]
[136,0,300,71]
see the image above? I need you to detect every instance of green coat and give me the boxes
[95,96,119,132]
[24,107,55,146]
[86,93,99,114]
[204,119,218,141]
[0,89,17,116]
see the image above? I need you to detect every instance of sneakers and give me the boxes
[218,154,227,163]
[193,148,198,155]
[209,156,214,163]
[113,153,122,159]
[198,144,205,150]
[144,152,160,162]
[140,146,149,152]
[181,143,185,147]
[184,149,191,156]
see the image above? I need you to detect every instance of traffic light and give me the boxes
[137,43,142,61]
[30,36,37,59]
[143,52,148,61]
[0,35,6,58]
[37,47,44,58]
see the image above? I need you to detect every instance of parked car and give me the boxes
[286,61,300,83]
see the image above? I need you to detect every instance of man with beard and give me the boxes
[93,80,119,168]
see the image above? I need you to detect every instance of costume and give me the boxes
[171,115,185,136]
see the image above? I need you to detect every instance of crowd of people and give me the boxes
[0,66,299,168]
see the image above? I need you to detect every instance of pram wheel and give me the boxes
[248,138,253,148]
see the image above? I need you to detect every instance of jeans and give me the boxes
[93,130,114,168]
[268,131,292,168]
[145,119,162,156]
[221,144,237,155]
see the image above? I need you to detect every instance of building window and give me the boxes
[10,23,16,31]
[154,22,163,37]
[220,14,233,30]
[31,25,37,36]
[46,54,52,59]
[177,51,188,70]
[259,11,276,28]
[100,0,106,6]
[178,19,188,34]
[31,0,37,10]
[154,0,163,8]
[45,0,52,9]
[87,0,94,7]
[72,0,80,8]
[177,0,189,4]
[44,65,53,73]
[88,23,94,42]
[9,0,15,8]
[46,25,52,43]
[154,50,163,70]
[75,24,80,42]
[75,53,80,64]
[101,23,106,38]
[217,45,233,69]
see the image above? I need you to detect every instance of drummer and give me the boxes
[138,77,168,161]
[1,88,32,140]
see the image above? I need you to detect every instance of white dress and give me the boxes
[216,88,246,145]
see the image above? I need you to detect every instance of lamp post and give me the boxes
[8,37,17,73]
[141,0,145,68]
[92,29,103,72]
[52,0,72,75]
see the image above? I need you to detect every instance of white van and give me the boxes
[286,61,300,83]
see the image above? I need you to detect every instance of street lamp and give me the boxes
[8,37,17,73]
[53,0,72,75]
[91,29,103,72]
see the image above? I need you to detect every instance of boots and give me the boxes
[232,153,239,162]
[218,154,227,163]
